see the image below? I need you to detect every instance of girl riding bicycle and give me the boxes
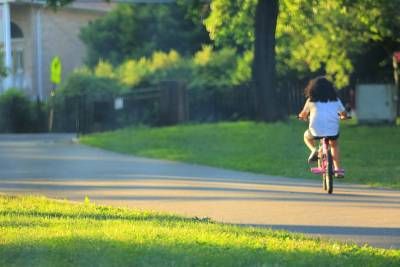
[298,76,347,178]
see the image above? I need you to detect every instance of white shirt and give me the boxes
[303,99,345,137]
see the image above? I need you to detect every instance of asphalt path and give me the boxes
[0,134,399,249]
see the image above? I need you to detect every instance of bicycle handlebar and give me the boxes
[297,114,352,120]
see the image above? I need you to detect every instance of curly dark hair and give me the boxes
[304,76,338,102]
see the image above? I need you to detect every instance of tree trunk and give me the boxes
[253,0,283,121]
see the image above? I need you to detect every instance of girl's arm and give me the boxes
[298,99,310,120]
[338,99,347,119]
[339,111,348,120]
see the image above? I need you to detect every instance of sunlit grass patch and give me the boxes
[1,195,399,267]
[80,118,400,189]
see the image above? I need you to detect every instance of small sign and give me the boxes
[50,56,62,84]
[114,97,124,110]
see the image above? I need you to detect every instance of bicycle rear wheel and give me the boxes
[326,150,334,194]
[319,157,327,191]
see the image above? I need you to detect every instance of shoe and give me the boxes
[307,149,318,164]
[334,169,345,178]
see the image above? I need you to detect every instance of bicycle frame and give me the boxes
[311,138,334,194]
[311,139,329,174]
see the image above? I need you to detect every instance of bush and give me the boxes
[94,60,115,79]
[58,72,125,98]
[189,46,238,91]
[116,50,184,87]
[117,58,151,87]
[140,50,192,86]
[0,89,46,133]
[112,47,245,91]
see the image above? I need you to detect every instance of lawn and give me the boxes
[80,118,400,189]
[1,195,399,267]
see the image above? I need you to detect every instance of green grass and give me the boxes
[80,118,400,189]
[1,195,399,267]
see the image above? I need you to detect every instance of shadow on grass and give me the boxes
[0,236,398,267]
[0,220,51,228]
[0,208,209,225]
[240,224,400,249]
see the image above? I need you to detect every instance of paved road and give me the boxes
[0,134,399,249]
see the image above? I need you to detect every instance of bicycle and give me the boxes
[310,137,335,194]
[298,114,350,194]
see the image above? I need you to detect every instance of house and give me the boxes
[0,0,115,100]
[0,0,176,100]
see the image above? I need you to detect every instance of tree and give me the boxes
[205,0,400,89]
[253,0,281,121]
[47,1,210,67]
[80,3,209,67]
[205,0,400,121]
[205,0,283,121]
[277,0,400,87]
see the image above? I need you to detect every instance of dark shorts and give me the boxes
[305,129,340,140]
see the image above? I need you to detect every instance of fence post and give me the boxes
[159,81,188,125]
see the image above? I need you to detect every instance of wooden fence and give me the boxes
[54,81,354,134]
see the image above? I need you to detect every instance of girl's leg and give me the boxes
[329,139,341,170]
[304,130,315,151]
[304,130,318,163]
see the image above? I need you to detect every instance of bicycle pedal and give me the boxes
[311,167,324,174]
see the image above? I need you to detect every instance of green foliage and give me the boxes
[190,46,238,90]
[79,3,209,67]
[116,58,151,87]
[99,50,185,88]
[232,50,253,85]
[277,0,357,87]
[0,89,46,133]
[58,72,124,98]
[139,50,185,86]
[176,0,211,25]
[87,48,243,91]
[144,51,192,86]
[204,0,400,88]
[204,0,256,50]
[94,60,115,79]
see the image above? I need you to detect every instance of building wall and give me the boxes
[10,3,107,100]
[39,7,105,99]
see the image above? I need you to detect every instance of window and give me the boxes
[11,22,23,39]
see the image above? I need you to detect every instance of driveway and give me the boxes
[0,134,399,249]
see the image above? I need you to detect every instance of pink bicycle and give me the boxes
[310,137,335,194]
[299,115,350,194]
